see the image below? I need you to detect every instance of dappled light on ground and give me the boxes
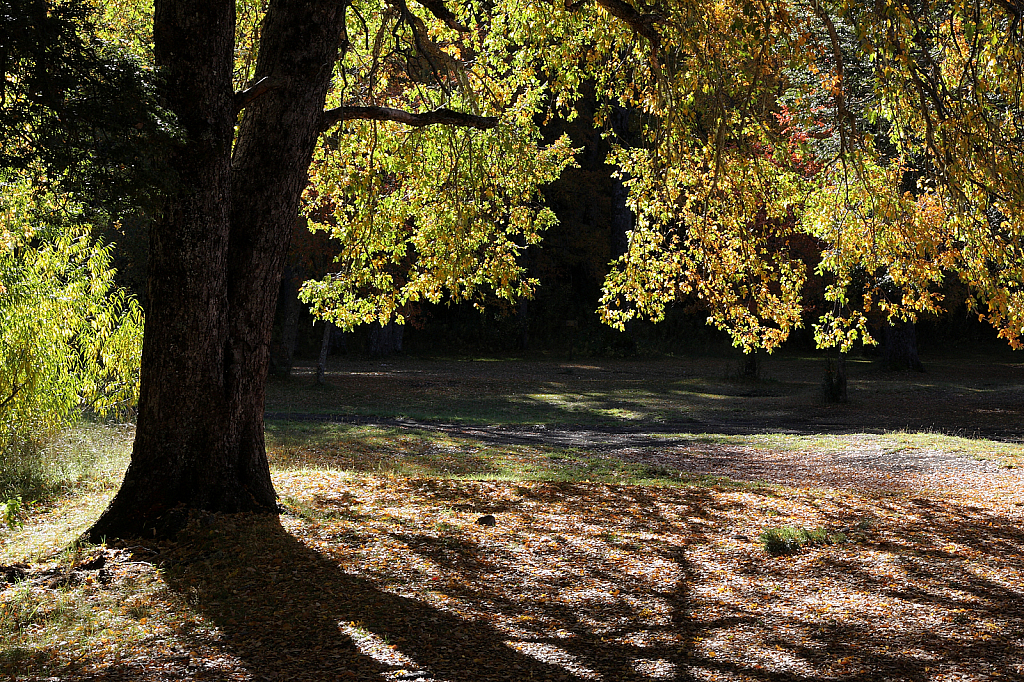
[3,453,1023,680]
[5,353,1024,680]
[267,353,1024,441]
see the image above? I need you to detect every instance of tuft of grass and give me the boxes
[759,525,848,556]
[2,496,24,528]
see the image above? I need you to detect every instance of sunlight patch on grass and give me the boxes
[2,490,115,563]
[265,421,757,488]
[636,430,1024,468]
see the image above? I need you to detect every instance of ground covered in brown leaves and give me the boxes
[4,354,1024,681]
[6,461,1023,681]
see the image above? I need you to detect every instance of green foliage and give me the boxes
[1,495,23,529]
[759,525,847,556]
[1,180,143,500]
[0,0,175,218]
[93,0,1024,358]
[301,120,572,329]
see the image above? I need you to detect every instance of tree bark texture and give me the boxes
[883,318,924,372]
[270,265,302,376]
[823,353,847,403]
[317,321,333,385]
[369,318,404,357]
[89,0,348,540]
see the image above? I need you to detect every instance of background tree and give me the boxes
[1,180,144,502]
[1,0,152,506]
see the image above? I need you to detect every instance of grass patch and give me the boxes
[759,525,848,555]
[1,422,132,509]
[265,421,753,488]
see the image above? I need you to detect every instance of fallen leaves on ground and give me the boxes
[4,452,1022,681]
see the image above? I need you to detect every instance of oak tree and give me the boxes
[87,0,572,539]
[85,0,1024,539]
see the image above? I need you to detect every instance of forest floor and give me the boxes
[2,350,1024,681]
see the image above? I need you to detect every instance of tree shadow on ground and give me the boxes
[59,475,1024,681]
[150,512,696,681]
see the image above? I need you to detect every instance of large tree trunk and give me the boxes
[88,0,239,540]
[89,0,346,540]
[223,0,346,525]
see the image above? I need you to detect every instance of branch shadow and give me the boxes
[155,512,597,681]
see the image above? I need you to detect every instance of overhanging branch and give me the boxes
[566,0,663,49]
[234,77,280,113]
[321,105,498,132]
[416,0,468,31]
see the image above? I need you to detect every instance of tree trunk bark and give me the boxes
[883,318,924,372]
[316,321,333,385]
[223,0,346,515]
[369,318,404,357]
[742,352,759,379]
[823,352,847,403]
[88,0,239,541]
[88,0,347,541]
[270,264,302,376]
[518,296,529,351]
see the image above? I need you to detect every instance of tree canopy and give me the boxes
[233,0,1024,355]
[27,0,1017,538]
[588,0,1024,353]
[82,0,1024,355]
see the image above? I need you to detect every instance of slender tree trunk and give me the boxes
[518,296,529,351]
[823,352,847,403]
[271,264,302,376]
[316,321,333,385]
[742,352,759,379]
[89,0,347,540]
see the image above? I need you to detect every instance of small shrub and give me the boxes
[759,525,847,555]
[1,495,24,528]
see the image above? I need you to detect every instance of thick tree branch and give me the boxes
[415,0,468,31]
[566,0,662,49]
[321,105,498,132]
[234,76,279,113]
[388,0,464,88]
[0,381,25,411]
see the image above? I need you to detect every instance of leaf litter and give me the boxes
[4,442,1022,681]
[6,350,1024,680]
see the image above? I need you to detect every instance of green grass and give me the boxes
[265,421,746,488]
[759,525,848,555]
[1,422,133,509]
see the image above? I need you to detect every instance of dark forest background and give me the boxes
[101,101,1000,368]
